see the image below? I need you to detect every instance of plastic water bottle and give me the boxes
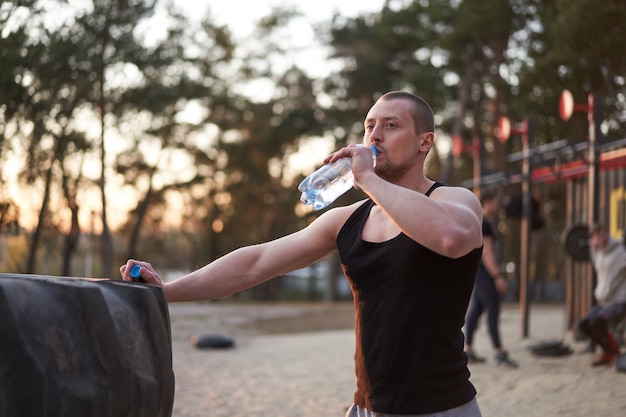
[298,145,378,210]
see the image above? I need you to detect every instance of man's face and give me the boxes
[363,98,429,183]
[590,229,609,249]
[484,197,500,216]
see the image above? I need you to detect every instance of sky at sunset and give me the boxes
[8,0,389,231]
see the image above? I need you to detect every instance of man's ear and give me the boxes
[419,132,434,152]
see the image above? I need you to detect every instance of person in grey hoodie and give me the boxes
[578,223,626,366]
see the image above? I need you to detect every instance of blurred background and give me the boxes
[0,0,624,303]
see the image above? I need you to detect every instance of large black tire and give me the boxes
[0,273,175,417]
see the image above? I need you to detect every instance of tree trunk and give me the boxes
[97,30,113,279]
[127,184,153,260]
[61,172,81,276]
[439,62,476,184]
[26,163,53,274]
[61,201,80,276]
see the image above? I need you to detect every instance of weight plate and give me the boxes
[563,224,590,262]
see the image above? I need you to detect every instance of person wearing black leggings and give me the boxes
[464,191,518,368]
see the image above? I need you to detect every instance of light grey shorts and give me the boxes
[345,397,482,417]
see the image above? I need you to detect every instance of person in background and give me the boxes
[578,223,626,366]
[121,91,485,417]
[464,190,518,368]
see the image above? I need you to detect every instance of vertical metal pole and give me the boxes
[585,93,603,316]
[472,134,483,193]
[520,119,533,338]
[565,181,574,329]
[588,93,601,226]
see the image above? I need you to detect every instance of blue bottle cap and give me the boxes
[369,145,379,156]
[130,265,142,280]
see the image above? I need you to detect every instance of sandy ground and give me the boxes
[166,301,626,417]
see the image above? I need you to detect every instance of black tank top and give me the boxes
[336,182,482,414]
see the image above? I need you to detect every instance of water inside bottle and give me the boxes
[299,170,353,210]
[298,151,370,210]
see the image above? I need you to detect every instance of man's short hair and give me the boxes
[590,223,606,236]
[377,91,435,134]
[480,189,499,205]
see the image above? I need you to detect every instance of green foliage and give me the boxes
[517,0,626,140]
[1,0,624,289]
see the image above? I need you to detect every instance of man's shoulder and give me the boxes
[317,199,369,227]
[597,240,626,270]
[429,183,477,199]
[607,239,626,255]
[430,185,481,212]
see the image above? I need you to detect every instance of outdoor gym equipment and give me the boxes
[0,273,175,417]
[563,224,590,262]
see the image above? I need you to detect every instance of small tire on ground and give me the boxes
[190,334,236,349]
[528,339,573,357]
